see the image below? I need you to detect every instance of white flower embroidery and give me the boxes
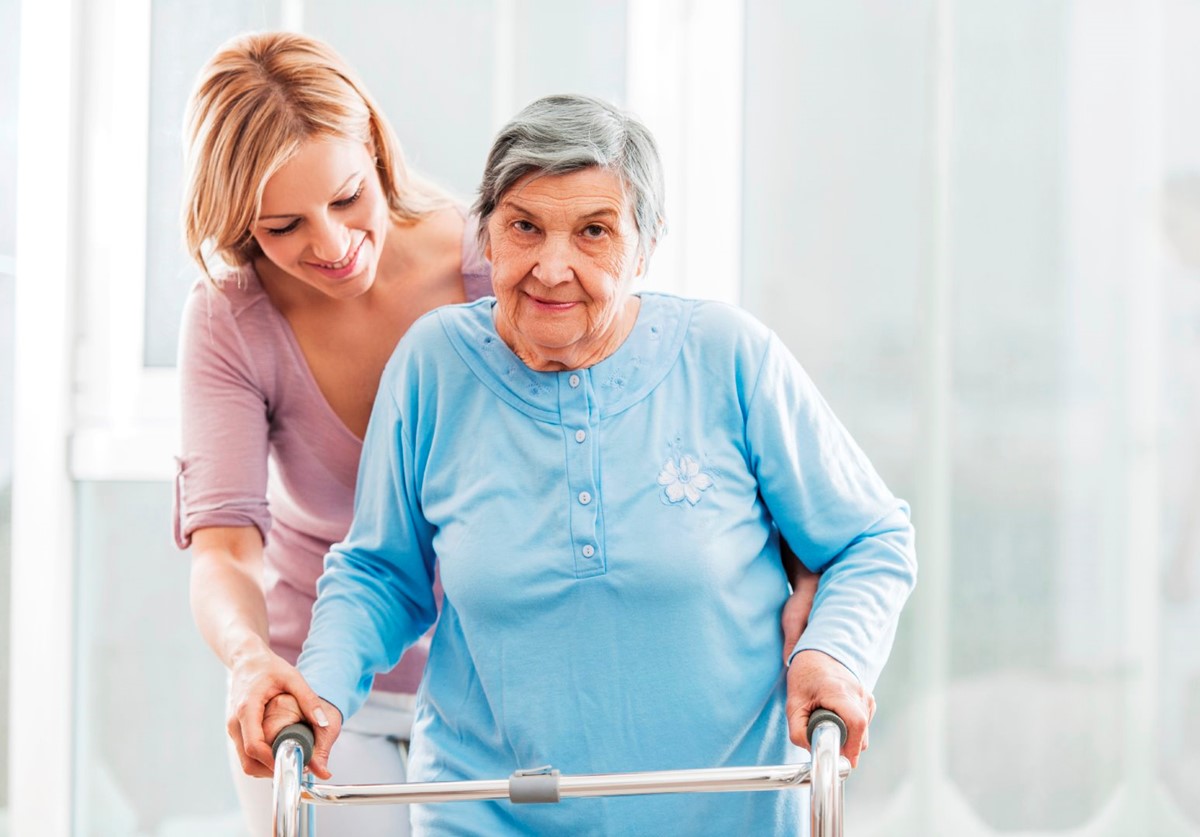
[657,455,714,505]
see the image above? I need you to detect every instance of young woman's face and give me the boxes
[485,167,645,371]
[252,136,390,299]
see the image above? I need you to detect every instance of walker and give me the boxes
[271,709,851,836]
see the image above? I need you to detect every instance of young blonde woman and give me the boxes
[173,31,490,835]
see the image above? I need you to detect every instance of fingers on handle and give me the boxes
[838,704,870,768]
[228,720,272,779]
[308,721,341,780]
[228,702,274,774]
[302,697,342,780]
[806,708,848,747]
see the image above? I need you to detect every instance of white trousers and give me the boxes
[227,686,416,836]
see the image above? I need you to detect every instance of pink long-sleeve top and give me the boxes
[174,216,491,694]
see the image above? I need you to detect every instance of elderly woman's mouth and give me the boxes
[526,295,578,310]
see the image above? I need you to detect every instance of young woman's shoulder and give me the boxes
[184,263,271,316]
[179,263,279,360]
[388,207,488,306]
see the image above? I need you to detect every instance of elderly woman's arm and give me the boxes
[264,381,440,776]
[301,384,441,705]
[780,539,821,663]
[747,331,917,765]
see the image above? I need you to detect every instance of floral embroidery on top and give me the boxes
[657,454,714,506]
[603,356,643,391]
[499,362,550,397]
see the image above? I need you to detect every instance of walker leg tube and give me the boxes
[809,720,844,837]
[272,739,307,837]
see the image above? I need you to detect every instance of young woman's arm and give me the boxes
[190,525,335,778]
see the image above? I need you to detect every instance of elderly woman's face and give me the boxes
[486,167,645,372]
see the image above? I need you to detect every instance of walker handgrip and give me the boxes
[272,723,315,765]
[806,709,847,747]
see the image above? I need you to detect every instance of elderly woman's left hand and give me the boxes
[785,650,875,768]
[780,564,820,663]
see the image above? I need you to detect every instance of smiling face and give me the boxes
[486,167,646,371]
[252,136,390,299]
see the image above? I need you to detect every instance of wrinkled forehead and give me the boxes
[497,166,635,220]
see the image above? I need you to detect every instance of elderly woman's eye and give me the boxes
[513,219,537,233]
[582,224,607,238]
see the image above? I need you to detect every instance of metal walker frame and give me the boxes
[272,709,851,836]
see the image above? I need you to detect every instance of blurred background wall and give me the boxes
[4,0,1200,834]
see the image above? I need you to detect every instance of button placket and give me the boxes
[560,369,604,577]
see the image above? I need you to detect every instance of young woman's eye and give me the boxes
[265,219,300,237]
[333,183,365,208]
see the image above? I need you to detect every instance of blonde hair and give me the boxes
[182,31,449,278]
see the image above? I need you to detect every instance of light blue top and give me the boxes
[299,293,916,835]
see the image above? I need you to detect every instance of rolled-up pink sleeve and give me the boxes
[174,280,272,549]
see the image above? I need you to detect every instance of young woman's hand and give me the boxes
[226,649,339,778]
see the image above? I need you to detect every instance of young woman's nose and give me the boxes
[308,216,352,263]
[530,235,575,286]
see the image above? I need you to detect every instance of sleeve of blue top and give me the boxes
[298,375,439,721]
[745,331,918,692]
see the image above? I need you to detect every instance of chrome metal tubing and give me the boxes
[272,739,306,837]
[307,777,514,806]
[302,760,850,807]
[281,721,852,833]
[809,720,845,837]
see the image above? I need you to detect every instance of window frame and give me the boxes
[70,0,746,483]
[11,0,82,833]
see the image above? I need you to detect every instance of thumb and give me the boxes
[304,702,341,780]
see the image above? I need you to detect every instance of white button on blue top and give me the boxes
[582,544,595,558]
[575,429,586,443]
[569,374,581,388]
[578,491,592,505]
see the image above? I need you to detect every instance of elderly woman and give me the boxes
[262,94,917,834]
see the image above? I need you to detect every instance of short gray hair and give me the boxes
[473,94,666,260]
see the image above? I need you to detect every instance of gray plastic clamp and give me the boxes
[509,765,562,804]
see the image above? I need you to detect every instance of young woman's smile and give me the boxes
[253,136,390,299]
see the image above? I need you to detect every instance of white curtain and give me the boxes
[743,0,1200,833]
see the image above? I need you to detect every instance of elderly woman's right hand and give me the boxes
[785,649,876,768]
[227,648,340,779]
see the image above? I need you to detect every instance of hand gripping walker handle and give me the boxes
[805,708,848,747]
[272,722,315,765]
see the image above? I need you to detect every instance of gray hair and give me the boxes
[473,94,667,260]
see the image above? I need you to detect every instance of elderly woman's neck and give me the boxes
[497,295,642,373]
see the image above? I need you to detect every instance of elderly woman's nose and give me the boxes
[530,236,575,285]
[309,216,352,262]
